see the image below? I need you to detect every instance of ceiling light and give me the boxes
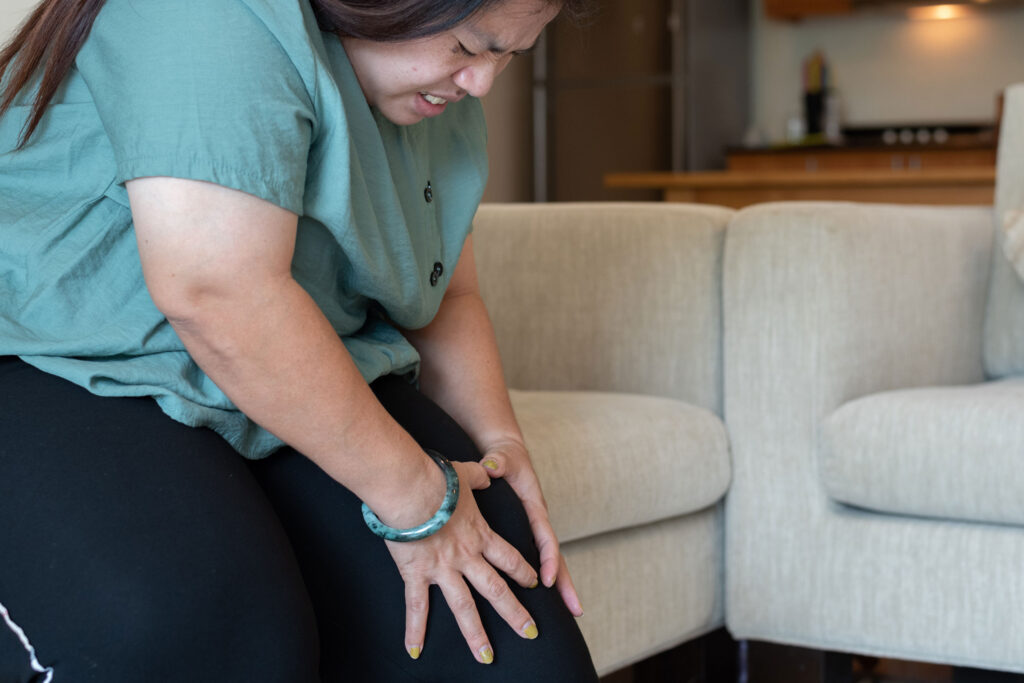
[906,3,973,19]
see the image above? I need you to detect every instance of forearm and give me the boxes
[405,290,524,453]
[168,276,442,526]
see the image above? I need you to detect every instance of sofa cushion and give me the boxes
[821,377,1024,526]
[510,389,731,543]
[983,82,1024,378]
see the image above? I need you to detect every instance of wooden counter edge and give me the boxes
[604,168,996,190]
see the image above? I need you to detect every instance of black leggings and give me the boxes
[0,357,597,682]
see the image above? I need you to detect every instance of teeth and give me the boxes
[421,93,447,105]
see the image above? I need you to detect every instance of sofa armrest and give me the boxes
[472,202,732,414]
[724,201,993,425]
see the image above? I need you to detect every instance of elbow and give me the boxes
[143,270,261,348]
[145,275,220,330]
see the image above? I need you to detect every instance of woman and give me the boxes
[0,0,598,680]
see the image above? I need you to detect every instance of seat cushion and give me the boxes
[821,377,1024,526]
[510,389,731,543]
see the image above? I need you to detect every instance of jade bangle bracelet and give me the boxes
[361,449,460,542]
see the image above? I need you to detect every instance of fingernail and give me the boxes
[479,645,494,664]
[523,621,538,639]
[482,460,498,471]
[528,578,539,589]
[408,645,421,660]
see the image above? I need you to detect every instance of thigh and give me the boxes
[247,375,598,683]
[0,358,319,683]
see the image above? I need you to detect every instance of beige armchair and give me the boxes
[723,83,1024,673]
[472,203,733,675]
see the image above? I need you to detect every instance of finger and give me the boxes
[463,559,538,641]
[554,554,584,617]
[404,579,430,660]
[438,573,495,664]
[522,498,561,588]
[501,473,558,582]
[479,452,506,477]
[481,531,538,588]
[455,461,491,491]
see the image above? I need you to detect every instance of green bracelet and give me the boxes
[361,450,460,542]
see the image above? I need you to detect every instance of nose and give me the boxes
[453,60,505,99]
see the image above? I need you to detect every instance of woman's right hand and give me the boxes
[384,460,540,664]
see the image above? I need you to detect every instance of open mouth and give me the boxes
[420,92,448,105]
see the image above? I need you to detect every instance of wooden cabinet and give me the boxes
[763,0,852,20]
[537,0,750,202]
[543,0,675,202]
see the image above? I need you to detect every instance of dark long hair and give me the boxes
[0,0,105,149]
[0,0,590,150]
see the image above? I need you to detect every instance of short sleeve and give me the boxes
[76,0,315,214]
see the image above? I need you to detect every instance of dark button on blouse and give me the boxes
[424,180,433,203]
[430,261,444,287]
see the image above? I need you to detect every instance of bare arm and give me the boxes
[405,236,521,454]
[128,176,436,522]
[405,236,584,615]
[126,177,539,662]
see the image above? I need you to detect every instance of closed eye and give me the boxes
[457,41,477,57]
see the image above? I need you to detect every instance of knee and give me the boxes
[71,548,319,683]
[169,550,319,681]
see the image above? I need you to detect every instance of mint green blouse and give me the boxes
[0,0,488,457]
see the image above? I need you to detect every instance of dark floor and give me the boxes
[599,630,1024,683]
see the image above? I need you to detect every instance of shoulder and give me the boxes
[88,0,316,69]
[80,0,322,109]
[77,0,320,214]
[93,0,302,27]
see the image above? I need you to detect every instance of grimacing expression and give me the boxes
[341,0,560,125]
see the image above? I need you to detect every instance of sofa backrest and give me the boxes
[472,202,732,415]
[983,83,1024,378]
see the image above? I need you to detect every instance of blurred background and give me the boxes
[3,0,1022,204]
[479,0,1024,203]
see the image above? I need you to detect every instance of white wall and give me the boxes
[1,0,35,43]
[751,4,1024,143]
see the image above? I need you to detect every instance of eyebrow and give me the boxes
[466,27,540,56]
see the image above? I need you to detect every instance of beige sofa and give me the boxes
[473,84,1024,678]
[472,203,734,676]
[722,84,1024,673]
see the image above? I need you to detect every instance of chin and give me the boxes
[375,104,423,127]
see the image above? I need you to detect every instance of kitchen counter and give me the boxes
[603,167,996,208]
[726,143,995,173]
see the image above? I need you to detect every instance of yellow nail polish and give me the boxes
[483,460,498,471]
[408,646,421,660]
[524,622,539,639]
[480,646,494,664]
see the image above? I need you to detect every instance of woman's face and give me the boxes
[341,0,560,126]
